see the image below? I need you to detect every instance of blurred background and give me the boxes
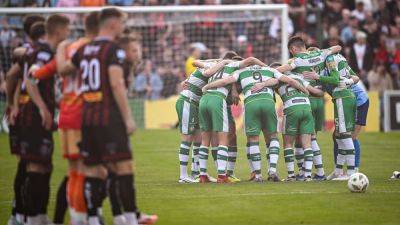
[0,0,398,132]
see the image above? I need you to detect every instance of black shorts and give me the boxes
[9,124,21,155]
[356,100,369,126]
[19,124,54,165]
[80,122,132,165]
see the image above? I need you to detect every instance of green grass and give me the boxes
[1,130,400,225]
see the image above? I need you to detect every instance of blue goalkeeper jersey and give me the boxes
[351,82,369,106]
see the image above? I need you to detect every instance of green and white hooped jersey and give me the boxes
[232,65,283,101]
[206,61,241,99]
[180,62,215,102]
[322,54,354,96]
[289,48,332,75]
[277,73,310,112]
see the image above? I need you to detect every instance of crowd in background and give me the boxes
[0,0,400,102]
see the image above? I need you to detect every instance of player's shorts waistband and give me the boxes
[179,94,199,106]
[203,92,226,100]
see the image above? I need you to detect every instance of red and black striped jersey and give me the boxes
[72,37,126,127]
[17,40,55,127]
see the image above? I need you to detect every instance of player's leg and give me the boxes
[311,132,325,179]
[282,134,296,181]
[198,96,213,183]
[259,100,280,181]
[353,99,369,171]
[210,133,218,168]
[311,98,325,179]
[294,136,304,180]
[191,130,202,179]
[329,96,356,180]
[227,112,240,182]
[175,97,194,182]
[244,101,262,181]
[298,110,316,181]
[21,126,53,225]
[53,129,69,225]
[211,97,230,183]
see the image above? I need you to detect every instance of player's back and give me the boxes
[235,65,276,101]
[18,40,55,126]
[58,37,91,130]
[277,72,310,113]
[290,49,331,76]
[72,37,126,127]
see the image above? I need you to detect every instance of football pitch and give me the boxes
[0,130,400,225]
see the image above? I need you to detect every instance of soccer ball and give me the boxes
[347,173,369,193]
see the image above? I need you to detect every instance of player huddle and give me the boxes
[6,8,157,225]
[176,36,369,184]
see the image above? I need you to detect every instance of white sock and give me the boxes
[303,148,313,177]
[217,145,228,175]
[295,146,304,175]
[191,144,200,175]
[311,139,324,176]
[249,142,261,175]
[335,138,347,175]
[16,214,24,223]
[227,146,237,175]
[198,146,209,175]
[88,216,101,225]
[124,212,138,225]
[246,144,254,172]
[179,141,191,179]
[211,146,218,168]
[27,216,40,225]
[284,148,295,176]
[113,214,127,225]
[269,139,280,173]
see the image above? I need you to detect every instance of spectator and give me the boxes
[351,0,367,22]
[390,64,400,90]
[0,25,16,47]
[184,43,204,77]
[341,15,359,45]
[322,25,344,52]
[367,62,393,94]
[348,31,373,88]
[80,0,105,6]
[135,60,164,100]
[108,0,135,5]
[235,35,253,59]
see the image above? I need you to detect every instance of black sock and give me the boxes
[53,176,68,224]
[107,172,123,216]
[24,172,45,217]
[84,177,106,217]
[118,174,138,214]
[13,160,26,216]
[38,172,51,215]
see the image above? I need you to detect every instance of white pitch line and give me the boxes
[0,190,399,205]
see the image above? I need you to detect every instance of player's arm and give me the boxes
[278,75,309,95]
[8,81,21,125]
[239,57,267,68]
[30,59,57,80]
[303,55,340,86]
[5,63,22,107]
[324,45,342,55]
[109,65,136,135]
[25,70,53,130]
[231,82,240,105]
[203,59,232,77]
[56,40,76,76]
[276,58,296,73]
[192,59,219,68]
[250,78,279,93]
[307,85,324,97]
[202,73,238,93]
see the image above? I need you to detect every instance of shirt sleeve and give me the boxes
[231,70,240,81]
[71,49,80,68]
[270,68,283,79]
[320,55,340,86]
[223,61,241,74]
[107,44,125,67]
